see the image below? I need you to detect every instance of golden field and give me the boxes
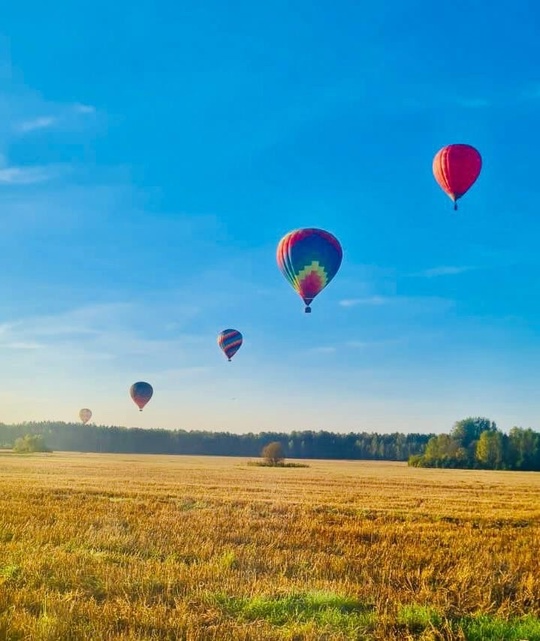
[1,453,540,640]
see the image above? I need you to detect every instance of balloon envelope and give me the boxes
[217,329,243,361]
[276,228,343,312]
[130,381,153,411]
[79,408,92,424]
[433,144,482,210]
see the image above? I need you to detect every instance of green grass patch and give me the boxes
[397,605,540,640]
[212,590,375,635]
[459,614,540,640]
[397,604,442,632]
[0,564,22,583]
[214,594,540,638]
[216,551,239,571]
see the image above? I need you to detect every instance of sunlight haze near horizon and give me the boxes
[0,1,539,434]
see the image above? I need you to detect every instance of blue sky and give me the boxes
[0,1,539,434]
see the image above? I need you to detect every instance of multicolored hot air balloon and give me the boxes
[277,228,343,313]
[130,381,153,411]
[79,408,92,424]
[217,329,243,362]
[433,144,482,210]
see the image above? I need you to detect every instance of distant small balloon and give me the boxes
[130,381,153,411]
[217,329,243,362]
[79,408,92,424]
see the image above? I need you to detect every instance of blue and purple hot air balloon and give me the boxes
[130,381,153,411]
[217,329,243,362]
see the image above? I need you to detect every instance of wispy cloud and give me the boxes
[13,103,97,136]
[16,116,58,133]
[346,337,406,350]
[408,265,475,278]
[2,341,44,350]
[339,296,389,307]
[346,340,372,348]
[338,294,455,318]
[304,338,406,355]
[307,346,337,354]
[0,165,60,184]
[0,301,208,370]
[73,103,96,115]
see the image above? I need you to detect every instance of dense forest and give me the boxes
[409,417,540,471]
[0,421,431,461]
[4,418,539,469]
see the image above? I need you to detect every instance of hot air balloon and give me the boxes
[130,381,153,411]
[277,228,343,313]
[79,408,92,424]
[217,329,243,362]
[433,144,482,210]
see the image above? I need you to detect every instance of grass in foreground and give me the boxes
[211,590,375,634]
[0,453,540,639]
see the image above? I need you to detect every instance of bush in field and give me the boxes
[13,434,52,453]
[408,454,423,467]
[261,441,285,466]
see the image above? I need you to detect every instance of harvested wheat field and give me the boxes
[1,453,540,640]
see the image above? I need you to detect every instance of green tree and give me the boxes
[508,427,540,470]
[475,430,504,469]
[451,417,497,449]
[408,454,423,467]
[13,434,52,453]
[450,417,497,466]
[422,434,462,467]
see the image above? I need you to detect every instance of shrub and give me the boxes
[261,441,285,466]
[13,434,52,453]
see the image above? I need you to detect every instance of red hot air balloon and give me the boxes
[433,144,482,210]
[277,228,343,313]
[130,381,153,411]
[217,329,243,362]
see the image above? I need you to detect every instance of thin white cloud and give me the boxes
[73,103,96,115]
[0,303,122,337]
[339,294,455,317]
[2,341,44,350]
[339,296,389,307]
[12,104,97,137]
[6,302,133,338]
[346,338,405,349]
[0,302,209,372]
[308,346,336,354]
[16,116,58,133]
[0,166,58,184]
[346,340,372,348]
[409,266,474,278]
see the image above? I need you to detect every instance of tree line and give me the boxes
[4,418,539,469]
[409,417,540,471]
[0,421,431,461]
